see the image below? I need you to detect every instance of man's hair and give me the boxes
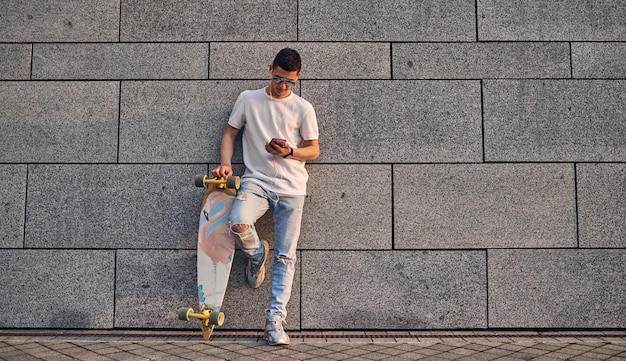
[272,48,301,72]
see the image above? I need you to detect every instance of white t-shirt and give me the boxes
[228,87,318,196]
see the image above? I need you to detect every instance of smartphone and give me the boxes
[271,138,287,147]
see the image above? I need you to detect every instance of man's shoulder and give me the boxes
[232,88,267,110]
[288,92,315,111]
[240,88,266,99]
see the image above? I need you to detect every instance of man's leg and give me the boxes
[230,182,270,288]
[264,194,305,345]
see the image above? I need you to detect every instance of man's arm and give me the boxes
[292,139,319,161]
[212,125,239,178]
[266,139,319,161]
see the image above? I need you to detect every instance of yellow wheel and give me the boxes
[194,174,207,187]
[226,176,240,190]
[177,307,193,321]
[210,311,225,326]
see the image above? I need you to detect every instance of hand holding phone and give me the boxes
[266,138,291,157]
[271,138,287,148]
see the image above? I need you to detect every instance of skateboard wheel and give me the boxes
[177,307,193,321]
[210,311,225,326]
[194,174,207,188]
[225,176,240,190]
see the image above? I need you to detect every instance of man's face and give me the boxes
[269,65,300,99]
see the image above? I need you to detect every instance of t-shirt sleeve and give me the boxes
[228,92,246,130]
[300,103,319,141]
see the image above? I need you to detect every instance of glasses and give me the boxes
[272,76,297,87]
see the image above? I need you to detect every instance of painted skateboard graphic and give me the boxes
[178,174,240,340]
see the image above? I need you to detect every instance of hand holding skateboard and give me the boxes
[211,164,233,179]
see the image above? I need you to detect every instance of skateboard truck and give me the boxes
[178,306,225,326]
[194,174,240,190]
[177,306,225,339]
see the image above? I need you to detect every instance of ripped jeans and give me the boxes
[229,181,305,321]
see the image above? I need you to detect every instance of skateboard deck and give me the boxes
[178,174,240,340]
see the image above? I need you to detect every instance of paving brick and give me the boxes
[393,42,570,79]
[483,80,626,162]
[577,163,626,248]
[478,0,626,41]
[0,165,26,248]
[301,250,486,329]
[303,80,482,163]
[32,43,208,80]
[210,42,390,79]
[0,81,119,163]
[120,0,296,41]
[572,42,626,79]
[488,249,626,328]
[0,45,31,80]
[299,0,475,41]
[119,81,261,163]
[301,164,392,250]
[394,164,576,249]
[25,164,206,249]
[0,0,119,42]
[0,249,115,328]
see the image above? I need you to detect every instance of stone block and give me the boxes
[115,250,300,330]
[210,42,390,79]
[303,80,482,163]
[393,42,570,79]
[115,250,196,329]
[119,81,261,163]
[120,0,296,41]
[301,164,392,250]
[299,0,475,41]
[478,0,626,41]
[572,42,626,79]
[394,164,576,249]
[577,163,626,248]
[25,164,206,249]
[0,250,115,328]
[489,249,626,328]
[0,81,119,163]
[301,250,487,329]
[0,165,26,248]
[0,0,119,42]
[0,44,31,80]
[32,43,208,80]
[483,80,626,162]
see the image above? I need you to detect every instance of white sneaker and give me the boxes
[264,315,290,346]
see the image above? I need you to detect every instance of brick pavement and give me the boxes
[0,330,624,360]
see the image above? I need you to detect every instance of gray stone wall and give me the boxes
[1,0,624,331]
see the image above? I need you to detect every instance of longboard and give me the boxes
[178,174,240,340]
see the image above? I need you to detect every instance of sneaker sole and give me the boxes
[265,336,290,346]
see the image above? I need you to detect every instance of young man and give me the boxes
[211,48,319,345]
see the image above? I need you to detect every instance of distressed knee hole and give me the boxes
[276,254,295,265]
[231,223,249,234]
